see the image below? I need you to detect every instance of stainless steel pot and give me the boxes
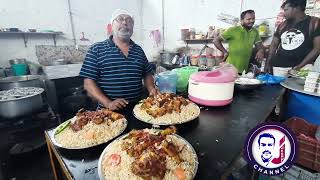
[160,52,176,65]
[9,58,27,65]
[0,75,42,90]
[49,59,67,66]
[0,88,44,119]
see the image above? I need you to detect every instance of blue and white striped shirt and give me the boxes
[79,36,154,106]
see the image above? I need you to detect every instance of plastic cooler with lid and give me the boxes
[188,66,237,106]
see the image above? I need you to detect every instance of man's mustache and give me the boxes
[262,150,271,155]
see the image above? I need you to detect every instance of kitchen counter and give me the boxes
[45,85,285,180]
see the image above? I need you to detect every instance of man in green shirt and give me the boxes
[213,10,264,73]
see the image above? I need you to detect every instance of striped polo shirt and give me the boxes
[79,36,154,107]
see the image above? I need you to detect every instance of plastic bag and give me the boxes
[256,73,285,84]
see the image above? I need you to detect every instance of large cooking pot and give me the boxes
[0,75,42,90]
[49,59,67,66]
[160,52,176,65]
[0,87,44,119]
[9,58,27,65]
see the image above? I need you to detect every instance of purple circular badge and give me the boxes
[244,122,297,176]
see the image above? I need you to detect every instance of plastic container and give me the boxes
[181,29,189,40]
[198,55,207,66]
[307,71,320,79]
[269,165,320,180]
[206,55,215,67]
[188,67,236,106]
[11,64,27,76]
[191,55,199,66]
[173,66,198,93]
[155,71,178,94]
[286,91,320,125]
[189,28,196,39]
[273,67,291,77]
[285,117,320,172]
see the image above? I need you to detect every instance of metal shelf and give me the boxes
[184,38,214,44]
[0,31,63,47]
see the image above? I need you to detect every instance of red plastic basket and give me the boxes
[285,117,320,172]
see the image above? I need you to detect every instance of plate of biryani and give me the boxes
[52,108,127,149]
[98,127,198,180]
[133,93,200,125]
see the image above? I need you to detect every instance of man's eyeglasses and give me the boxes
[114,16,133,24]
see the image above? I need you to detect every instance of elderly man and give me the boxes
[79,9,157,112]
[213,10,264,73]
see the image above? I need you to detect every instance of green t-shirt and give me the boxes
[222,26,261,73]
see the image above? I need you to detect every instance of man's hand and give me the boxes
[222,51,229,61]
[106,98,128,111]
[293,65,303,70]
[264,63,272,73]
[255,50,264,61]
[149,88,159,96]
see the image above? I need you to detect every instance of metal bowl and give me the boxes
[0,75,43,90]
[0,87,44,119]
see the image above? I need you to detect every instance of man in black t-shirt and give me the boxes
[265,0,320,71]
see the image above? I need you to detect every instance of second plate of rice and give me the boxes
[133,93,200,125]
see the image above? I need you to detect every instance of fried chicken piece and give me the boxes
[131,148,166,180]
[160,126,177,136]
[154,107,167,117]
[110,112,124,121]
[162,141,182,163]
[141,101,152,109]
[70,122,82,132]
[102,109,113,116]
[92,116,104,124]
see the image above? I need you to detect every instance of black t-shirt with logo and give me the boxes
[270,16,320,67]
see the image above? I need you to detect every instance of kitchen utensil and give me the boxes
[0,68,5,78]
[0,75,43,90]
[160,52,176,65]
[173,66,198,92]
[49,59,67,66]
[188,67,236,106]
[9,58,27,65]
[235,78,263,91]
[9,28,19,32]
[0,87,44,119]
[273,67,291,77]
[11,64,27,76]
[155,71,177,94]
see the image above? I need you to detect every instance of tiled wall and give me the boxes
[35,45,89,66]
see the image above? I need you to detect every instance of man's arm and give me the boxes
[84,78,127,110]
[265,36,280,72]
[255,42,265,60]
[213,36,228,61]
[294,36,320,70]
[143,74,158,96]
